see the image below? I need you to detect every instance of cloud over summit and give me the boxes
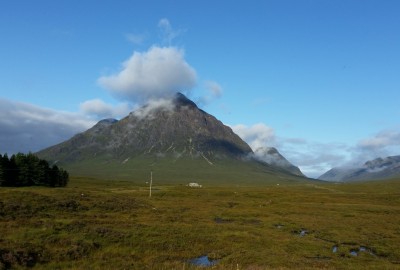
[80,99,132,119]
[98,46,197,103]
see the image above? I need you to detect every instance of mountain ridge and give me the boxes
[319,155,400,182]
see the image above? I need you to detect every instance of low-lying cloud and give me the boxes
[132,98,175,120]
[231,123,353,178]
[205,80,223,98]
[279,140,352,178]
[98,46,197,103]
[231,123,276,150]
[80,99,132,119]
[196,80,223,106]
[346,129,400,167]
[358,129,400,151]
[231,122,400,178]
[0,99,94,155]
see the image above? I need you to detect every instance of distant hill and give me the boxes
[37,93,307,184]
[319,155,400,182]
[253,147,304,177]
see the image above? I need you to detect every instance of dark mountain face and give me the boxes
[38,93,252,163]
[319,155,400,182]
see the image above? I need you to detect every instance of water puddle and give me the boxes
[292,229,308,237]
[350,249,358,256]
[333,245,376,257]
[299,230,308,237]
[189,255,219,267]
[357,246,376,256]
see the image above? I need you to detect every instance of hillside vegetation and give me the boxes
[62,156,307,186]
[1,177,399,269]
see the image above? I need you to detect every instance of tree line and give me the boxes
[0,153,68,187]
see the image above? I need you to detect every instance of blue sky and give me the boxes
[1,0,400,177]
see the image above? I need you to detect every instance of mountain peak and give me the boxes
[91,118,118,132]
[173,92,198,109]
[97,118,118,125]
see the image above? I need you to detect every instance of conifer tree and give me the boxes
[0,154,4,186]
[0,153,69,187]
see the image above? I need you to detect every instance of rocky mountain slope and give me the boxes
[319,155,400,182]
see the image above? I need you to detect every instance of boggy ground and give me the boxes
[1,177,400,269]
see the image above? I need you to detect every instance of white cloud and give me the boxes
[132,98,175,120]
[358,129,400,150]
[205,80,223,98]
[196,80,223,106]
[0,99,95,155]
[80,99,132,119]
[98,46,197,103]
[231,123,276,150]
[125,33,146,45]
[348,129,400,166]
[158,18,182,45]
[278,140,351,178]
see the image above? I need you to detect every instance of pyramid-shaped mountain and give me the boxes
[37,93,306,184]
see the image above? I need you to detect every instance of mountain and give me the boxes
[319,155,400,182]
[253,147,304,177]
[37,93,307,184]
[39,93,252,162]
[317,167,359,182]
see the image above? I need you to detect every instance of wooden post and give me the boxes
[149,171,153,198]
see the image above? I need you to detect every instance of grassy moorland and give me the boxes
[61,156,306,185]
[1,177,400,269]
